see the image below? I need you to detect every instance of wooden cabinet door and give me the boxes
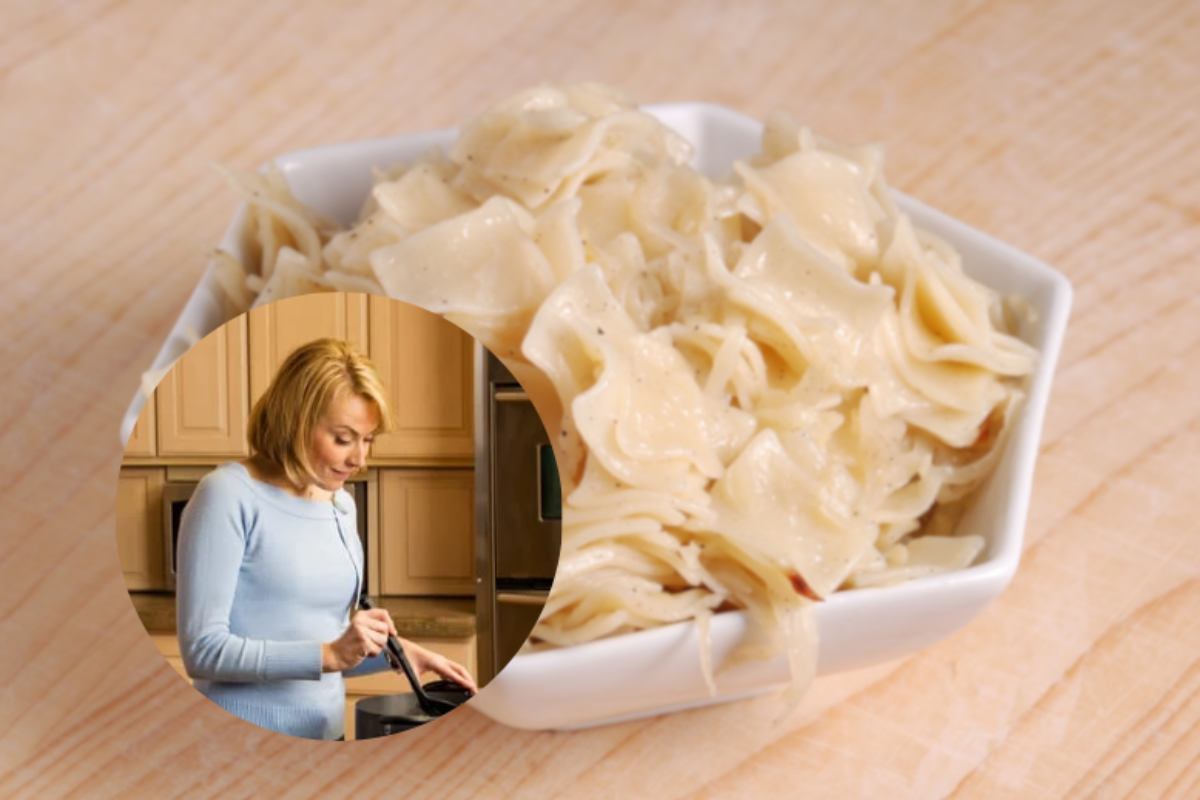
[248,292,369,407]
[123,395,157,457]
[378,469,474,595]
[156,317,249,457]
[116,468,165,590]
[151,634,191,683]
[368,297,473,462]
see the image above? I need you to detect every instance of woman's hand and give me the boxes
[322,609,396,673]
[399,639,479,695]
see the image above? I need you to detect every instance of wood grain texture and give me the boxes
[1,0,1197,796]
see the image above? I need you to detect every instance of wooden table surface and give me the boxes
[2,1,1197,797]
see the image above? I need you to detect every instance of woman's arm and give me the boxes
[399,639,479,694]
[176,473,322,682]
[340,642,477,690]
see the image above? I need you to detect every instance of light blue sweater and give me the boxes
[175,462,389,740]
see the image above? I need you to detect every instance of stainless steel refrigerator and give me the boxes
[474,347,562,684]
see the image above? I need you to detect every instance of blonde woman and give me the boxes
[176,338,476,740]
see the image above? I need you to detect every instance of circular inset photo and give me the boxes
[117,292,560,740]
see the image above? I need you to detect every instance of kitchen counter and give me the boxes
[3,1,1198,797]
[129,592,476,639]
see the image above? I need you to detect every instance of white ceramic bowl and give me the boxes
[121,103,1072,731]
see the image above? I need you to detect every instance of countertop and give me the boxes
[1,1,1197,797]
[128,593,476,639]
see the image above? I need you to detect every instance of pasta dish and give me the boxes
[214,83,1036,692]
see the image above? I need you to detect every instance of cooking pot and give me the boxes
[354,681,473,738]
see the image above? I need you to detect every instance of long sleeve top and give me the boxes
[175,461,389,740]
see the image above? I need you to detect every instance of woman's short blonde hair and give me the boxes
[247,338,393,489]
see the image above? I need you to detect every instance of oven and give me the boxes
[162,473,370,590]
[475,347,562,684]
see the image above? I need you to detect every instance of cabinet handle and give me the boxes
[494,389,529,402]
[496,591,548,606]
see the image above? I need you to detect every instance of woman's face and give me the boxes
[307,392,380,491]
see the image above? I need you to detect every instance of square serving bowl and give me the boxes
[121,103,1072,731]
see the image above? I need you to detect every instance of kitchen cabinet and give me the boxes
[155,316,249,457]
[378,470,474,596]
[116,468,166,590]
[123,397,156,457]
[123,293,473,464]
[367,295,473,462]
[150,634,189,683]
[248,292,369,407]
